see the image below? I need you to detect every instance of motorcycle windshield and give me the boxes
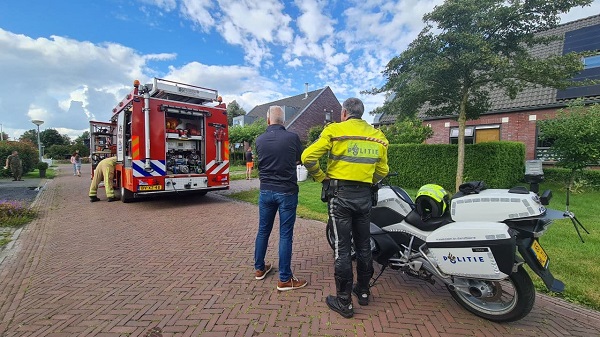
[543,208,567,220]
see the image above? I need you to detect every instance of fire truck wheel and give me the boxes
[120,186,134,203]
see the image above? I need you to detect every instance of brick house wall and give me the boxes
[287,87,341,142]
[424,107,559,160]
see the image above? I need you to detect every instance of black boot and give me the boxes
[90,196,100,202]
[326,295,353,318]
[352,286,370,306]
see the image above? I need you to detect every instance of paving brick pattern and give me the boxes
[1,166,599,336]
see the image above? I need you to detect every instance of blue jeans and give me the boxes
[254,190,298,282]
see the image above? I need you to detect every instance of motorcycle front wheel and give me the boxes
[447,265,535,322]
[325,220,356,259]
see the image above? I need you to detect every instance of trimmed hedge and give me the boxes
[388,142,525,191]
[544,167,600,189]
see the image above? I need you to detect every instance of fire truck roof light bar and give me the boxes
[161,105,210,116]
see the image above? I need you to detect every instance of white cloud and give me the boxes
[180,0,215,31]
[295,0,335,42]
[560,2,600,23]
[143,0,178,11]
[286,58,303,68]
[1,0,599,143]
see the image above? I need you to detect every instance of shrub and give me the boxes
[544,167,600,190]
[0,200,37,228]
[0,141,38,177]
[37,161,49,170]
[387,141,525,191]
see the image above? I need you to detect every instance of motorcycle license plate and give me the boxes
[530,240,549,269]
[139,185,162,191]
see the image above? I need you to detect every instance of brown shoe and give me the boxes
[255,264,273,280]
[277,276,308,291]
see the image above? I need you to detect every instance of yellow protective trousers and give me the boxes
[89,157,116,198]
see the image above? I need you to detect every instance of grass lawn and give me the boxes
[229,164,258,181]
[23,167,57,179]
[229,179,600,310]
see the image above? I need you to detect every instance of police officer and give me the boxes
[5,150,23,181]
[301,97,389,318]
[89,156,118,202]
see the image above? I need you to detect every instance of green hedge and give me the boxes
[387,142,525,191]
[544,167,600,188]
[0,141,39,177]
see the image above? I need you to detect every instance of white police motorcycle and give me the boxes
[326,178,583,322]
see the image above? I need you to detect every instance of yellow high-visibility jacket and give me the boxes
[301,119,389,184]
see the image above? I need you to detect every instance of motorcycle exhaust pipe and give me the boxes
[469,286,483,297]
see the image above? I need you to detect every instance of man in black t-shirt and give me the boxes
[245,146,253,180]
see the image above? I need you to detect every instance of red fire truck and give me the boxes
[89,78,229,202]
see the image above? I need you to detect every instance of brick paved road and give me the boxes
[0,166,599,337]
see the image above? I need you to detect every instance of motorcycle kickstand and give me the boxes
[369,264,387,288]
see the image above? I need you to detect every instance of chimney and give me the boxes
[304,83,308,99]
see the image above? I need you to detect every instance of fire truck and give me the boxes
[89,78,229,202]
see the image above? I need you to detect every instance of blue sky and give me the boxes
[1,0,599,141]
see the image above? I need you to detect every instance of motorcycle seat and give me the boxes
[404,209,452,231]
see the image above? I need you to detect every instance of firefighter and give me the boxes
[301,97,389,318]
[89,156,118,202]
[4,150,23,181]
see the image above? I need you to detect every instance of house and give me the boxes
[375,14,600,161]
[245,85,342,142]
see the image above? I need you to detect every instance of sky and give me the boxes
[1,0,599,141]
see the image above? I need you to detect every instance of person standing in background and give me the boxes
[245,146,254,180]
[70,151,80,176]
[4,150,23,181]
[74,151,82,177]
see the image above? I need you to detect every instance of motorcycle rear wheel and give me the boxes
[325,220,356,259]
[447,265,535,322]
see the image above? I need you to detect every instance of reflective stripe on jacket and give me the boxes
[301,119,389,184]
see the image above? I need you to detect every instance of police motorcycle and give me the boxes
[326,175,582,322]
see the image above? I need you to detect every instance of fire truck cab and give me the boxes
[89,78,229,202]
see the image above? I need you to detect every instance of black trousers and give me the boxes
[328,185,374,302]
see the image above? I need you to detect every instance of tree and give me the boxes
[368,0,592,191]
[46,144,73,160]
[227,100,247,126]
[228,119,267,145]
[20,129,38,145]
[538,102,600,188]
[307,125,325,144]
[379,117,433,144]
[74,131,90,145]
[41,129,70,148]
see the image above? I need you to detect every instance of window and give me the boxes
[450,125,500,144]
[535,126,557,161]
[450,127,474,144]
[583,54,600,70]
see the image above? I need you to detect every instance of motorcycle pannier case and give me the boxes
[425,222,516,280]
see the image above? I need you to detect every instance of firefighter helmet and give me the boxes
[415,184,449,219]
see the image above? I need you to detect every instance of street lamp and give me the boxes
[31,119,44,161]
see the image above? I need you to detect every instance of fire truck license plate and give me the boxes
[530,239,549,268]
[139,185,162,191]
